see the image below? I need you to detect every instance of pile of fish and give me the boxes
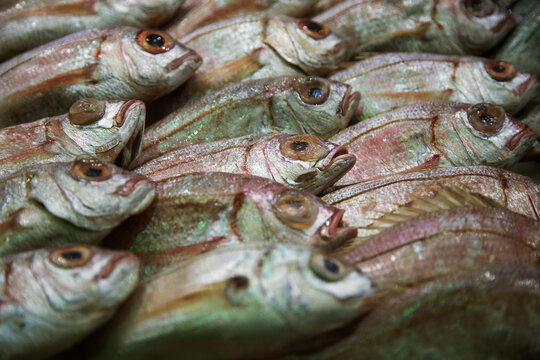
[0,0,538,359]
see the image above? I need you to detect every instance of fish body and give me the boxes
[0,0,187,61]
[331,52,539,119]
[0,26,201,126]
[323,166,540,236]
[330,102,537,186]
[0,245,139,360]
[314,0,515,55]
[84,243,376,360]
[0,159,155,256]
[134,133,356,194]
[0,99,145,179]
[136,76,359,167]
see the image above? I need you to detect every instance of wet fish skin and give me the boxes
[136,76,360,167]
[0,159,155,256]
[0,245,139,360]
[0,0,187,61]
[0,99,145,179]
[331,52,539,120]
[0,26,201,126]
[314,0,515,56]
[330,101,537,186]
[323,166,540,236]
[84,243,376,360]
[134,133,356,195]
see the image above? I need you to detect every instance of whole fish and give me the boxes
[136,76,359,167]
[0,27,202,126]
[167,0,318,39]
[331,53,539,120]
[342,207,540,288]
[0,99,145,179]
[0,159,155,256]
[104,172,357,277]
[314,0,515,55]
[0,0,187,61]
[285,263,540,360]
[330,102,537,186]
[323,166,540,236]
[82,243,376,360]
[0,245,139,360]
[134,133,356,195]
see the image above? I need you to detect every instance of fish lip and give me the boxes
[490,12,515,33]
[115,100,143,127]
[166,50,202,72]
[337,86,361,118]
[319,209,357,247]
[506,126,537,151]
[515,74,539,96]
[116,174,152,197]
[316,145,355,170]
[98,252,139,280]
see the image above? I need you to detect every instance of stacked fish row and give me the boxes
[0,0,538,359]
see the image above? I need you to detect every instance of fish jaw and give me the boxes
[319,208,358,249]
[114,100,146,168]
[302,146,356,194]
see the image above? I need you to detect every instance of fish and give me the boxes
[331,53,539,120]
[330,102,537,186]
[134,133,356,195]
[136,76,360,167]
[313,0,515,56]
[0,158,155,256]
[104,172,357,278]
[322,166,540,236]
[284,262,540,360]
[167,0,318,39]
[342,207,540,288]
[82,243,376,360]
[0,245,139,360]
[0,0,187,61]
[0,26,202,126]
[0,99,145,179]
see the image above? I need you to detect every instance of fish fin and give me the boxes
[192,49,265,90]
[5,1,97,17]
[371,90,453,102]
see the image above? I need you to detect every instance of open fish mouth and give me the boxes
[166,50,202,72]
[337,86,362,119]
[506,126,537,151]
[319,209,358,248]
[116,124,145,169]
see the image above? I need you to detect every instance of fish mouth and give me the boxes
[316,145,356,171]
[506,126,537,151]
[115,100,143,127]
[116,173,153,197]
[98,252,139,280]
[116,123,145,169]
[516,74,539,96]
[337,86,361,119]
[166,50,202,72]
[319,209,358,248]
[490,11,515,33]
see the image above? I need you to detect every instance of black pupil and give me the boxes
[492,64,505,73]
[479,113,494,126]
[324,259,340,273]
[146,34,165,48]
[291,141,309,151]
[306,21,323,33]
[307,87,323,99]
[471,0,483,11]
[84,166,103,177]
[62,251,82,261]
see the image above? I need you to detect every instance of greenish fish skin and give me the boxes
[0,0,187,61]
[331,52,539,120]
[0,159,155,256]
[0,245,140,360]
[330,101,537,186]
[283,262,540,360]
[323,166,540,237]
[82,243,376,360]
[0,99,145,179]
[136,76,360,167]
[104,172,357,278]
[314,0,515,56]
[134,133,356,195]
[0,26,201,126]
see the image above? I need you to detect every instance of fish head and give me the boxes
[111,27,202,98]
[263,134,355,194]
[30,159,156,231]
[62,99,146,167]
[37,245,139,312]
[282,77,360,137]
[453,103,537,167]
[264,15,350,75]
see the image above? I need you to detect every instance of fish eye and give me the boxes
[298,19,331,40]
[484,61,516,82]
[274,191,318,230]
[49,246,93,268]
[136,29,175,54]
[68,98,105,125]
[467,103,506,135]
[279,135,329,161]
[296,78,330,105]
[71,159,112,182]
[464,0,496,17]
[310,253,349,282]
